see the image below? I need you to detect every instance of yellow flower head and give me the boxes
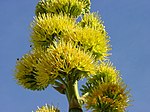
[14,49,56,91]
[31,14,76,49]
[31,13,110,60]
[96,62,120,83]
[77,13,111,60]
[80,62,121,97]
[35,0,90,17]
[35,104,60,112]
[78,13,105,31]
[73,27,110,60]
[85,82,131,112]
[36,40,95,81]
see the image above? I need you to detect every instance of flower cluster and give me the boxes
[35,0,90,17]
[81,62,120,94]
[85,82,130,112]
[31,14,76,49]
[15,41,95,90]
[80,62,131,112]
[37,41,96,81]
[34,104,60,112]
[78,13,105,31]
[31,13,110,60]
[15,49,51,90]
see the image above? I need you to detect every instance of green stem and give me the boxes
[57,75,68,87]
[65,81,83,112]
[69,108,82,112]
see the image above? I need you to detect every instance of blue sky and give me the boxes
[0,0,150,111]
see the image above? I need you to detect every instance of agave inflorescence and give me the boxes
[14,0,131,111]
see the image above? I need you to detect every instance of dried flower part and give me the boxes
[14,49,56,91]
[35,0,90,17]
[35,104,60,112]
[37,41,96,81]
[85,82,130,112]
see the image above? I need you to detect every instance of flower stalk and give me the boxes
[65,81,82,112]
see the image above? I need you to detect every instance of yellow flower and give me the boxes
[35,0,90,17]
[15,40,95,91]
[31,13,110,60]
[73,27,110,60]
[31,14,76,49]
[85,61,120,88]
[96,62,120,83]
[35,104,60,112]
[36,40,96,81]
[77,13,111,60]
[81,61,121,99]
[14,49,55,91]
[78,13,105,32]
[85,82,130,112]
